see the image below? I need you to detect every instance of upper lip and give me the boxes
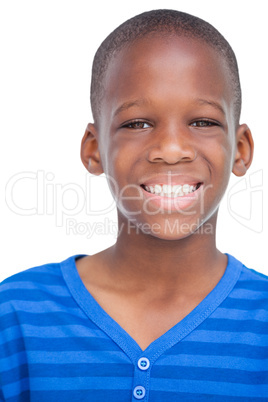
[139,173,203,187]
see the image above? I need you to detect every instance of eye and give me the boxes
[191,120,219,128]
[122,120,151,129]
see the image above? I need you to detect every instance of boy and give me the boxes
[1,8,267,401]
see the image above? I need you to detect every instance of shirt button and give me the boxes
[133,386,146,399]
[137,357,150,370]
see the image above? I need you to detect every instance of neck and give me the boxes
[103,213,226,295]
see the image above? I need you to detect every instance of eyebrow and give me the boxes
[113,97,226,117]
[196,98,226,116]
[113,98,150,117]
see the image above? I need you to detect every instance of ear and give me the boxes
[80,123,104,175]
[232,124,254,177]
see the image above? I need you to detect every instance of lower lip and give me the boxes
[141,185,203,212]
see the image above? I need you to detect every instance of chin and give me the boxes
[136,217,214,241]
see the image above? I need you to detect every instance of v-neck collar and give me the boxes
[60,253,242,365]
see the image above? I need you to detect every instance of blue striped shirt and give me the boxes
[1,254,268,401]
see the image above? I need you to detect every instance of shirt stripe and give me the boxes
[1,254,268,401]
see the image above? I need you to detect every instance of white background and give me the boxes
[0,0,267,281]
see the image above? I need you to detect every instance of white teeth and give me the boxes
[182,184,190,194]
[154,184,162,194]
[162,184,172,194]
[173,185,182,196]
[144,183,199,197]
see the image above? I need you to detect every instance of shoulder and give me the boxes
[240,261,268,287]
[0,256,79,314]
[0,260,64,297]
[0,255,85,355]
[228,255,268,313]
[239,263,268,305]
[227,253,268,286]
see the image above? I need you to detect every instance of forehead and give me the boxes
[101,35,234,124]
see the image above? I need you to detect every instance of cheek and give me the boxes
[206,143,234,209]
[100,143,141,208]
[207,135,234,175]
[217,141,234,181]
[101,134,142,178]
[196,137,233,204]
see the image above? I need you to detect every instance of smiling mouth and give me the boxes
[141,183,202,197]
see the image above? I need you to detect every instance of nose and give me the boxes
[147,125,196,164]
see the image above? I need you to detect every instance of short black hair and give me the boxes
[90,9,241,124]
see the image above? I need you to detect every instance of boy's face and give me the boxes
[83,35,253,240]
